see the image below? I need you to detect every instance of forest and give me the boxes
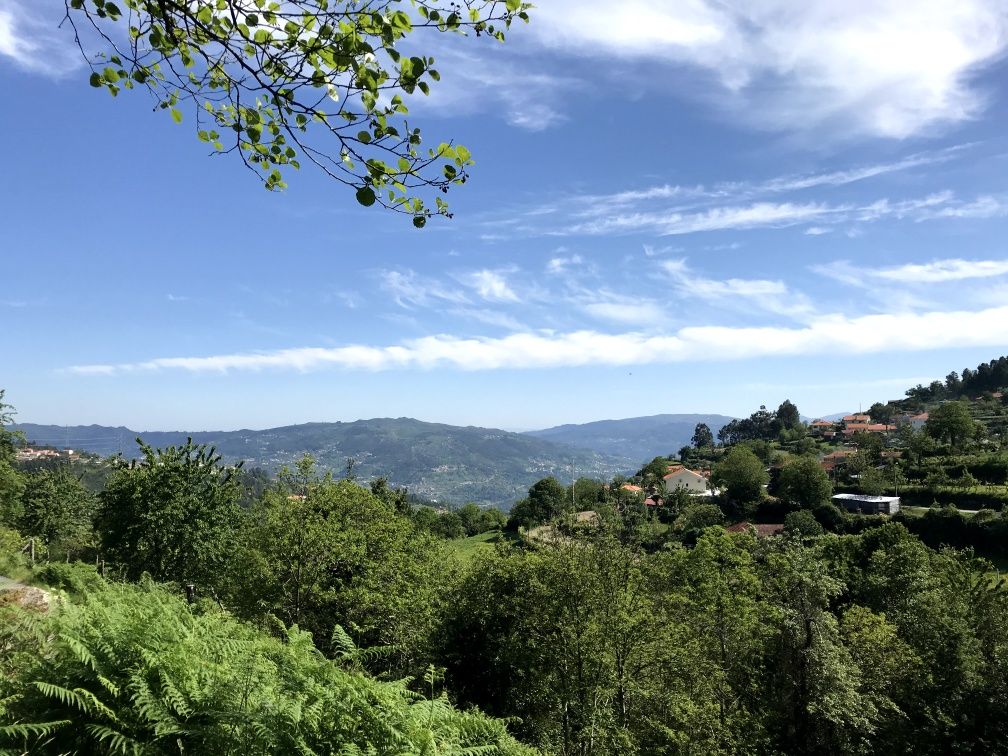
[4,379,1008,755]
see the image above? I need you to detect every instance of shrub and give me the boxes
[0,579,531,755]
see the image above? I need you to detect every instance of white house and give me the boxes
[664,465,710,495]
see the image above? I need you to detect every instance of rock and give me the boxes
[0,585,52,612]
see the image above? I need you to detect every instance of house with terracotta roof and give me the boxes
[820,449,855,473]
[809,419,838,439]
[664,466,709,494]
[620,483,643,494]
[842,422,896,437]
[843,414,872,425]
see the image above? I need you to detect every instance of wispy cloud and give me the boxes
[567,200,839,236]
[588,146,970,209]
[455,269,521,303]
[814,258,1008,286]
[66,304,1008,375]
[529,1,1008,138]
[661,259,814,318]
[377,269,468,308]
[405,46,578,130]
[546,254,585,274]
[0,0,84,75]
[555,190,1003,238]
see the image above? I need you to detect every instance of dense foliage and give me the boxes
[5,370,1008,754]
[0,574,530,755]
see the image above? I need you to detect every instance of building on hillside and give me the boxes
[832,493,901,515]
[664,466,711,495]
[726,522,785,538]
[809,420,837,438]
[842,422,896,438]
[820,450,856,473]
[14,448,64,463]
[896,412,929,431]
[843,414,872,425]
[620,483,643,494]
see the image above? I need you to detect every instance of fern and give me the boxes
[0,577,533,755]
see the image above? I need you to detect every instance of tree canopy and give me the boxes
[97,438,243,589]
[65,0,532,226]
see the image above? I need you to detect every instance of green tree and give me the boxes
[479,507,508,532]
[679,503,725,540]
[859,467,886,497]
[456,502,484,536]
[18,467,97,559]
[763,543,886,754]
[96,438,242,590]
[783,509,825,538]
[775,399,802,432]
[713,446,768,512]
[868,402,895,424]
[778,456,833,509]
[692,423,715,449]
[235,460,448,667]
[0,390,25,525]
[507,476,569,529]
[66,0,532,225]
[925,401,977,450]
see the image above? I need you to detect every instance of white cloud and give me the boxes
[919,195,1008,220]
[0,1,85,75]
[661,259,814,318]
[546,254,584,274]
[405,46,576,130]
[815,258,1008,286]
[556,188,1002,237]
[378,269,468,308]
[456,269,520,303]
[529,1,1008,138]
[567,200,839,236]
[588,146,969,209]
[66,304,1008,375]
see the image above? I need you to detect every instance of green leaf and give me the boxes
[355,186,376,207]
[89,72,102,88]
[412,215,426,228]
[170,108,183,124]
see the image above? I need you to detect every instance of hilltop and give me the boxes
[526,413,735,461]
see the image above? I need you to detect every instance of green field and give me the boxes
[448,530,517,562]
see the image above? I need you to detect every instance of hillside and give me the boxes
[11,418,635,507]
[526,413,735,463]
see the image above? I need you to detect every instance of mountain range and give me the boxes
[12,413,736,507]
[11,419,632,507]
[527,414,735,461]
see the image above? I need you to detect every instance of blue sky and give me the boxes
[3,0,1008,431]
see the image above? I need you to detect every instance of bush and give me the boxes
[0,579,531,755]
[784,509,825,538]
[0,526,28,579]
[32,562,104,595]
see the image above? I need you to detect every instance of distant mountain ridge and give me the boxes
[526,414,736,463]
[11,418,636,508]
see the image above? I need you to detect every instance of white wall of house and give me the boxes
[665,469,708,493]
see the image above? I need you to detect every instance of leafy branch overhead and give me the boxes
[64,0,532,226]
